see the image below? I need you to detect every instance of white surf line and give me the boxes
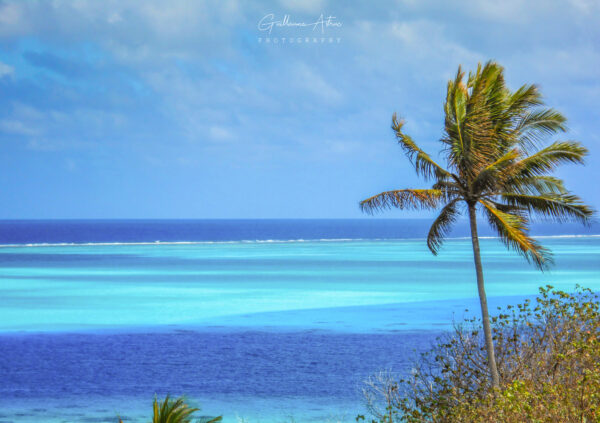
[0,234,598,248]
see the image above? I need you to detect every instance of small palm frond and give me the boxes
[443,66,468,166]
[392,114,451,180]
[427,198,460,255]
[431,177,464,196]
[513,108,567,150]
[500,193,594,224]
[450,61,507,176]
[506,175,567,196]
[480,200,552,269]
[513,141,587,178]
[472,148,520,193]
[504,84,543,116]
[445,65,466,124]
[152,395,199,423]
[360,189,448,214]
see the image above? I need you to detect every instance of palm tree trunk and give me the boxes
[468,202,500,389]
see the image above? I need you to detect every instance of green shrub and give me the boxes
[360,285,600,423]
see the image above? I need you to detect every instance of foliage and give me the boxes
[118,395,222,423]
[360,285,600,422]
[360,59,595,387]
[360,60,594,268]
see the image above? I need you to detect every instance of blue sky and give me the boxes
[0,0,598,218]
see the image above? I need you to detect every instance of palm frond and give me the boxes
[480,200,552,269]
[443,67,468,167]
[472,148,520,193]
[360,189,448,214]
[500,193,594,224]
[152,395,199,423]
[427,198,460,254]
[513,108,567,150]
[505,84,543,114]
[505,175,567,196]
[460,62,506,175]
[431,177,464,196]
[392,113,451,180]
[513,141,587,178]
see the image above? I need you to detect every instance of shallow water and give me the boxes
[0,226,599,422]
[1,237,598,333]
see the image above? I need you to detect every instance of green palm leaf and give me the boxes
[505,84,543,115]
[513,108,567,150]
[472,148,520,193]
[501,192,594,224]
[513,141,587,178]
[506,175,567,196]
[480,200,551,269]
[359,189,448,214]
[427,198,460,255]
[152,395,199,423]
[119,396,222,423]
[392,114,451,180]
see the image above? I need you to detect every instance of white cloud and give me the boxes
[209,126,234,142]
[0,0,598,166]
[278,0,326,13]
[0,1,27,36]
[464,0,533,23]
[0,119,39,136]
[293,62,343,104]
[0,61,14,78]
[0,0,244,66]
[107,12,122,24]
[567,0,600,13]
[358,18,482,80]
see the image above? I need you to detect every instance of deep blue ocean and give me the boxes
[0,218,596,244]
[0,219,599,422]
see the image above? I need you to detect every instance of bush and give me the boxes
[360,285,600,423]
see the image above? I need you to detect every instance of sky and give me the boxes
[0,0,598,219]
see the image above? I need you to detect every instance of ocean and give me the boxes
[0,219,599,422]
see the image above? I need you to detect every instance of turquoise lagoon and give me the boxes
[1,237,599,333]
[0,225,599,423]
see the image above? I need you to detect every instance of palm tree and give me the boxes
[118,395,221,423]
[360,61,594,388]
[151,395,198,423]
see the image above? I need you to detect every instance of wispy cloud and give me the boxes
[0,61,14,78]
[0,0,598,218]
